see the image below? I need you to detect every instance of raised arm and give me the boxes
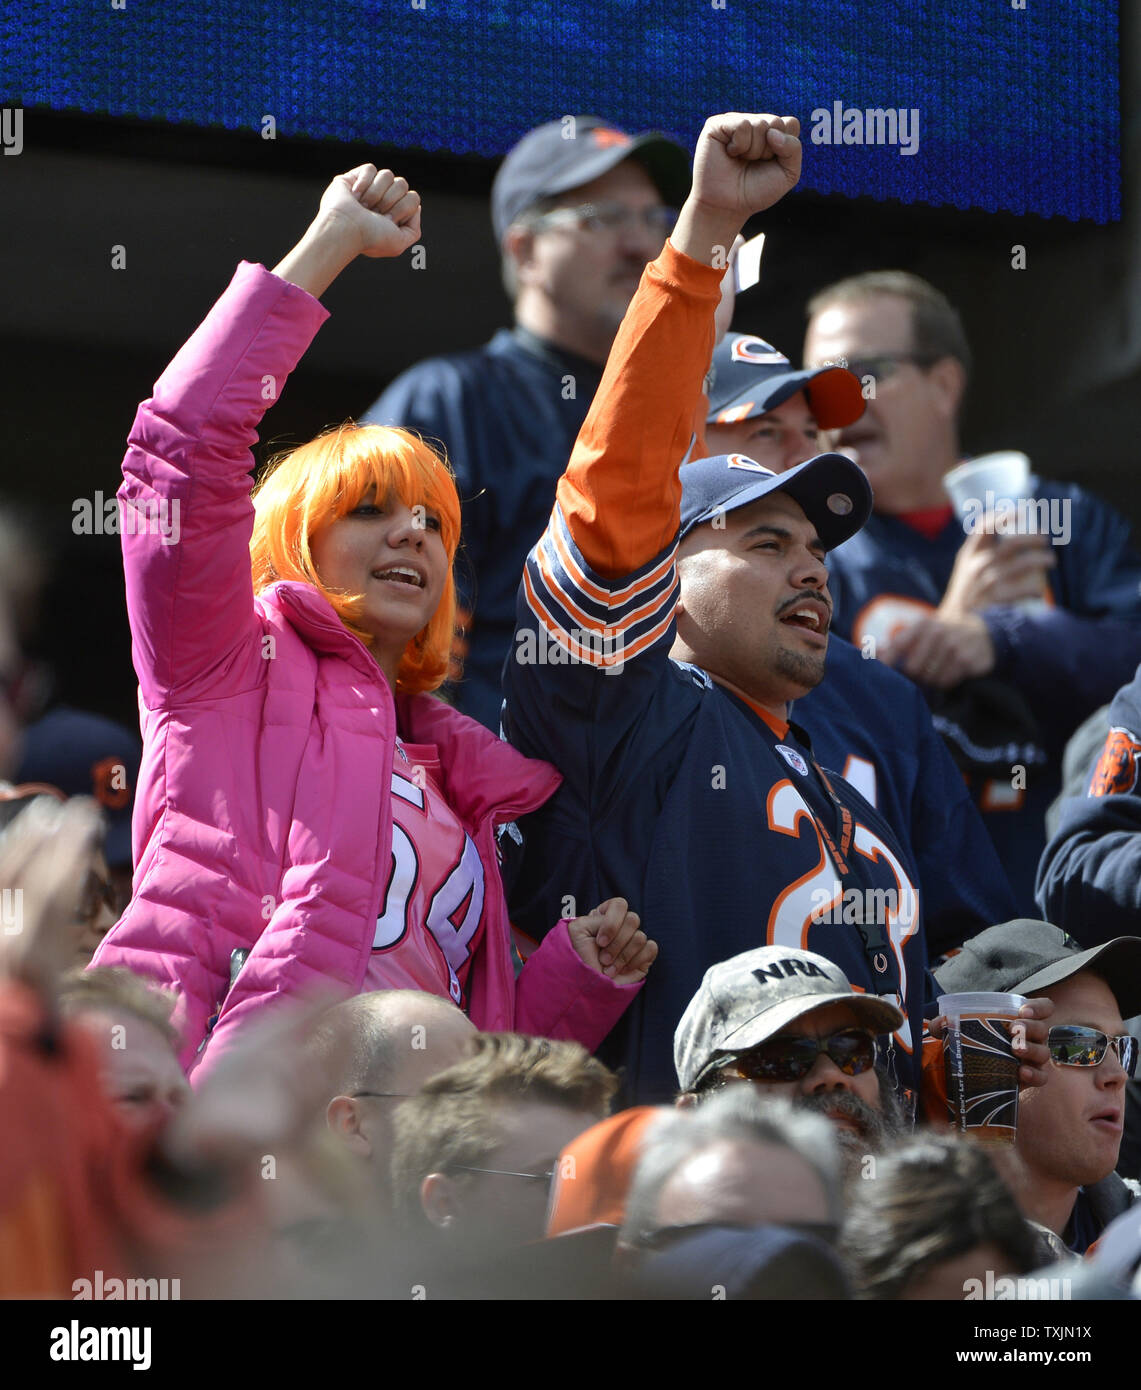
[121,166,421,708]
[557,113,802,579]
[504,116,801,809]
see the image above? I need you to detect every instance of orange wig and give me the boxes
[250,424,461,695]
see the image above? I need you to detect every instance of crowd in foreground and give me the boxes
[3,108,1141,1300]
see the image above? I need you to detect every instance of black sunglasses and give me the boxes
[1047,1025,1138,1077]
[718,1028,878,1085]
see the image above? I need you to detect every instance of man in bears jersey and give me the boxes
[502,112,1051,1105]
[701,331,1018,958]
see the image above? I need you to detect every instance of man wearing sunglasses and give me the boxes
[362,117,690,730]
[934,918,1141,1255]
[674,945,908,1176]
[802,275,1141,919]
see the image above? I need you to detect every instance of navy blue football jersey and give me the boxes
[504,507,930,1103]
[794,637,1018,958]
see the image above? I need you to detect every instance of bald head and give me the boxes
[308,989,477,1101]
[655,1138,832,1232]
[311,991,477,1179]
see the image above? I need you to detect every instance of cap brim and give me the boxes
[685,452,872,552]
[537,132,689,205]
[690,990,903,1089]
[712,366,865,432]
[499,131,690,240]
[1014,937,1141,1019]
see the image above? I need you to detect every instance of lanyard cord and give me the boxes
[801,746,895,983]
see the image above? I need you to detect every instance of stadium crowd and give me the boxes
[4,109,1141,1302]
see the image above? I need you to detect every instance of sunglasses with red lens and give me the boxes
[721,1029,878,1084]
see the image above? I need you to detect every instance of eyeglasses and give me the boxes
[1047,1026,1138,1077]
[349,1091,412,1101]
[449,1164,556,1185]
[529,200,679,239]
[834,353,942,384]
[716,1029,878,1085]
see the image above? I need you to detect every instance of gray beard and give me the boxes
[795,1077,907,1179]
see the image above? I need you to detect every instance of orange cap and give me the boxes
[546,1106,663,1237]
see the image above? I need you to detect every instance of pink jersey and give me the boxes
[365,739,487,1008]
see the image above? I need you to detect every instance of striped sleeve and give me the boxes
[520,499,679,671]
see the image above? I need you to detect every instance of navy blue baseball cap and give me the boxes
[631,1225,852,1300]
[16,706,141,870]
[679,451,872,551]
[708,334,865,431]
[492,117,690,243]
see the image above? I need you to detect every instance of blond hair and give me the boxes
[391,1033,617,1226]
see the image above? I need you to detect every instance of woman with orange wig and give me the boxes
[93,165,655,1076]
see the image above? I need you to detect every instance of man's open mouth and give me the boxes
[780,603,829,634]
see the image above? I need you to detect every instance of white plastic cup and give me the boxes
[943,453,1049,611]
[943,452,1032,522]
[938,992,1027,1146]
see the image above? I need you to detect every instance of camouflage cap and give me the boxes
[674,945,904,1093]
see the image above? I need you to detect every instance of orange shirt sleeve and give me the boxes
[556,240,724,579]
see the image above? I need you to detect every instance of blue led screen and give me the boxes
[6,0,1120,222]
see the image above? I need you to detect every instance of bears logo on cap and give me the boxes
[727,454,775,476]
[730,336,789,366]
[1090,726,1141,797]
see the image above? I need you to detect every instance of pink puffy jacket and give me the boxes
[92,262,640,1077]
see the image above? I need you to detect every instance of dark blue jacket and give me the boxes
[1037,661,1141,943]
[826,484,1141,913]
